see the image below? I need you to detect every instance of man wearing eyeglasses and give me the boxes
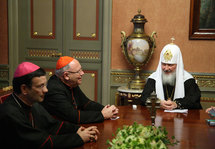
[0,62,99,148]
[41,56,119,124]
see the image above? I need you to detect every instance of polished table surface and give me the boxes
[75,106,215,149]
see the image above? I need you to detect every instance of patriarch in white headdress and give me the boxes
[149,42,193,101]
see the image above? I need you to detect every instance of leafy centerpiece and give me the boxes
[107,122,178,149]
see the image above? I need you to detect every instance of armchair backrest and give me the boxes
[0,93,11,104]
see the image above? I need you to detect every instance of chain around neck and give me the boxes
[165,85,175,100]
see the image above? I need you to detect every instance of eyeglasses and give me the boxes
[66,68,83,74]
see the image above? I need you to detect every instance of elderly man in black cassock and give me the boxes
[140,41,202,110]
[41,56,119,124]
[0,62,99,149]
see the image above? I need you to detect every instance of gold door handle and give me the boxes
[77,32,81,37]
[49,32,53,36]
[91,73,95,77]
[91,33,96,37]
[33,31,38,35]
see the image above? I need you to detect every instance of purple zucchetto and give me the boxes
[14,62,40,78]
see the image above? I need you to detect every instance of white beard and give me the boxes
[162,71,176,86]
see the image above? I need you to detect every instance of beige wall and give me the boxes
[111,0,215,73]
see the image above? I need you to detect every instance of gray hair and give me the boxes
[55,63,71,77]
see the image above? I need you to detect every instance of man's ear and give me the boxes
[63,72,70,80]
[20,84,28,95]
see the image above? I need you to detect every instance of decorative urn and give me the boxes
[121,10,157,89]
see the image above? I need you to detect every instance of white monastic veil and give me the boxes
[149,44,193,100]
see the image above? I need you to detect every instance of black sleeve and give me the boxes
[35,104,85,148]
[41,132,84,149]
[140,78,156,106]
[174,79,202,109]
[0,104,84,149]
[34,103,81,134]
[74,86,105,124]
[74,86,104,111]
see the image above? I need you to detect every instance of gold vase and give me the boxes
[121,10,157,89]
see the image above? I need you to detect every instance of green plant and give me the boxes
[107,122,179,149]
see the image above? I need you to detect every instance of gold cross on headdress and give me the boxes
[170,37,175,44]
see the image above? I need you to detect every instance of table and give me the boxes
[75,106,215,149]
[117,86,143,105]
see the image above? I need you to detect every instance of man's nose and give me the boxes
[43,86,48,93]
[163,65,169,70]
[163,66,171,73]
[80,70,84,76]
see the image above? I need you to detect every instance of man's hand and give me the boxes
[101,105,119,119]
[206,106,215,114]
[160,100,177,110]
[77,126,99,143]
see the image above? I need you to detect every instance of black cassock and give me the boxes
[0,94,84,149]
[140,78,202,109]
[41,75,105,124]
